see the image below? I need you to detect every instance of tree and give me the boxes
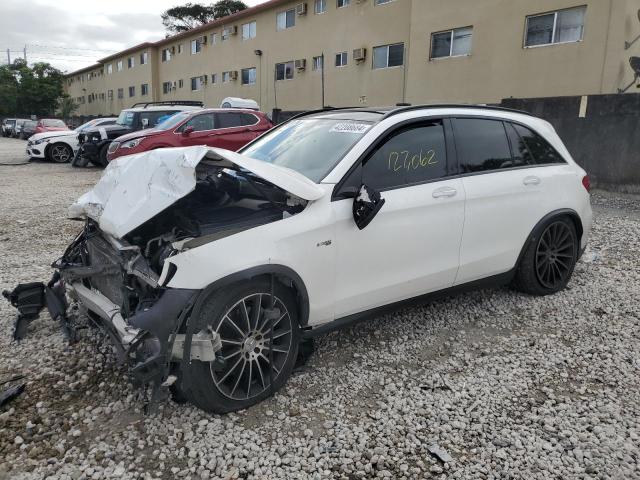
[161,1,248,34]
[57,96,78,122]
[0,59,65,117]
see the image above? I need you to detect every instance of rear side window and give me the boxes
[216,113,243,129]
[454,118,512,173]
[512,123,566,165]
[362,120,448,190]
[240,113,259,126]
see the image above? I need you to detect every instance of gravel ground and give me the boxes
[0,136,30,165]
[0,154,639,479]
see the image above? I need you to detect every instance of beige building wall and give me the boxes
[64,0,640,117]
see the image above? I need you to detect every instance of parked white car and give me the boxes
[26,118,116,163]
[5,105,592,413]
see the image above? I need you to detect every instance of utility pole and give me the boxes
[321,52,325,108]
[23,45,27,64]
[6,49,10,65]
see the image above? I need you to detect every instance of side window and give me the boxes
[454,118,512,173]
[184,113,216,132]
[216,113,243,129]
[362,121,447,190]
[240,113,259,126]
[512,124,566,165]
[140,111,172,127]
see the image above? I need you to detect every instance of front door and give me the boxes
[177,113,217,147]
[331,119,466,319]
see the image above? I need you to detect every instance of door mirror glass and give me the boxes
[182,125,194,136]
[141,118,149,128]
[353,184,385,230]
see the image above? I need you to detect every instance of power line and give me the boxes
[27,43,117,53]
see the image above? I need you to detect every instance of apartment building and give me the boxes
[65,0,640,117]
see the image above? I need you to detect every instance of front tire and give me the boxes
[182,279,300,413]
[89,144,109,167]
[513,217,578,296]
[48,143,73,163]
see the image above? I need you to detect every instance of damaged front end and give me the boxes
[3,146,317,406]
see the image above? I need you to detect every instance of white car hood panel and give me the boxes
[68,145,324,239]
[30,131,75,142]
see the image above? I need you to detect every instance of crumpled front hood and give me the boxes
[68,145,325,239]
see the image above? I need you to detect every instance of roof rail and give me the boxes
[381,103,533,119]
[130,100,204,109]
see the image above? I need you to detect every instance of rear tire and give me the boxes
[512,216,578,296]
[181,279,300,413]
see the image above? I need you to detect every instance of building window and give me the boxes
[162,81,172,94]
[191,38,203,54]
[127,57,135,69]
[431,26,473,59]
[525,6,586,47]
[117,60,123,71]
[277,9,295,30]
[373,43,404,69]
[106,64,113,74]
[178,44,183,54]
[275,61,294,80]
[128,86,135,97]
[117,88,124,99]
[108,90,113,99]
[162,48,172,62]
[241,67,256,85]
[335,51,348,67]
[140,52,148,65]
[191,76,203,91]
[141,84,149,96]
[375,0,394,4]
[222,26,236,40]
[178,79,184,88]
[210,32,218,44]
[242,21,257,40]
[337,0,350,8]
[223,71,231,83]
[312,55,324,71]
[211,73,218,84]
[314,0,326,14]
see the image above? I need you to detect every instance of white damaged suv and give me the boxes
[5,105,592,413]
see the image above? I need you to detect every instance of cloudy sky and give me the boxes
[0,0,267,73]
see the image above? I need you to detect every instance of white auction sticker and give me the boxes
[329,123,370,134]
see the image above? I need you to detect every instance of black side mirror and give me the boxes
[353,184,385,230]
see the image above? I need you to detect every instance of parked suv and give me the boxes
[1,118,16,137]
[5,105,592,414]
[76,101,203,167]
[20,120,38,140]
[27,118,116,163]
[106,108,272,161]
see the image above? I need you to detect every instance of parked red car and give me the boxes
[107,108,272,161]
[35,119,70,135]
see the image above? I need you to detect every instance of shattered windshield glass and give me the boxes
[241,118,371,183]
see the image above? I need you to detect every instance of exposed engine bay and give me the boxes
[3,150,310,409]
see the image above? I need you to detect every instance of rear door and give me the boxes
[331,119,466,318]
[213,112,256,151]
[452,117,566,284]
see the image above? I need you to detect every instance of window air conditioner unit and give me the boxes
[295,58,307,70]
[353,47,367,62]
[230,71,238,80]
[172,81,177,89]
[201,75,208,84]
[296,3,307,15]
[170,46,176,54]
[201,35,207,44]
[225,25,238,36]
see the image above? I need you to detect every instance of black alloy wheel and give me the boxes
[534,221,577,290]
[50,143,73,163]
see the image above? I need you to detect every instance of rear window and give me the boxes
[454,118,512,173]
[43,119,66,128]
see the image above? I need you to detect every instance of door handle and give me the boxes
[523,176,541,186]
[432,186,457,198]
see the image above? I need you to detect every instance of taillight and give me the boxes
[582,175,591,192]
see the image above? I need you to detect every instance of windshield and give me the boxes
[75,119,98,132]
[116,110,136,127]
[241,118,371,182]
[155,112,188,130]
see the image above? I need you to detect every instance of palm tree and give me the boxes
[57,96,78,123]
